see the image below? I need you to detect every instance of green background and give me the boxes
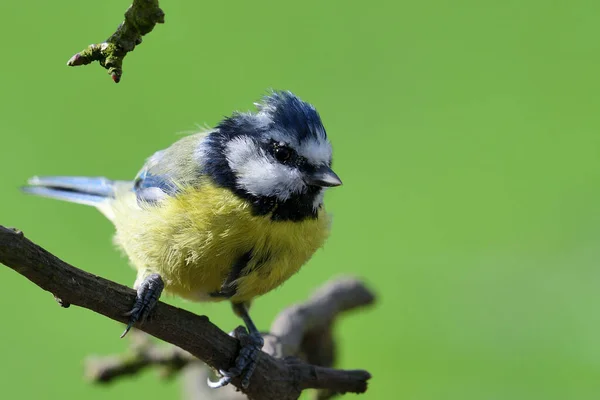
[1,1,600,399]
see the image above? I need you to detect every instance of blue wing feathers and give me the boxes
[134,171,180,205]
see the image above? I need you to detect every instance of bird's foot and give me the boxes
[208,326,264,389]
[120,273,164,338]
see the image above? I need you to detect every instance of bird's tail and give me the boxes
[22,176,127,221]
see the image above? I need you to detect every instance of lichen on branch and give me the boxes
[67,0,165,83]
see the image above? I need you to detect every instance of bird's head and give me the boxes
[200,91,341,221]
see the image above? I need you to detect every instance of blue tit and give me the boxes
[22,90,342,388]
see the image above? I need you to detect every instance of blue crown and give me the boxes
[260,91,326,143]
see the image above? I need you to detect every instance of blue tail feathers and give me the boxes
[22,176,116,207]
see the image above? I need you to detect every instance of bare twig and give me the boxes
[85,330,197,382]
[267,277,375,359]
[0,226,372,400]
[67,0,165,82]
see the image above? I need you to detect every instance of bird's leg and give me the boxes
[121,272,164,338]
[208,302,264,389]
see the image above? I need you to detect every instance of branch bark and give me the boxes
[66,0,165,82]
[85,278,374,399]
[0,226,372,400]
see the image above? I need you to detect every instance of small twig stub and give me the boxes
[67,0,165,83]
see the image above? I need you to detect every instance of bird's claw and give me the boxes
[208,326,264,389]
[207,372,232,389]
[121,273,164,338]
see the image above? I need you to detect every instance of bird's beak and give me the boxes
[305,165,343,187]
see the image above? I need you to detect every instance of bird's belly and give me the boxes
[112,183,331,303]
[169,250,303,303]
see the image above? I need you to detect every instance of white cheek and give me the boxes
[237,160,306,200]
[226,137,306,201]
[225,136,256,168]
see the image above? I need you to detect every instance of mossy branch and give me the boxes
[67,0,165,83]
[0,226,373,400]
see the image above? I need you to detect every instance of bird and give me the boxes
[22,90,342,389]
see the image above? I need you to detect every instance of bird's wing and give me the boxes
[133,132,211,205]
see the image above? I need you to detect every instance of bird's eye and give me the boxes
[274,146,291,162]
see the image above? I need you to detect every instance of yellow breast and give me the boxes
[111,180,331,303]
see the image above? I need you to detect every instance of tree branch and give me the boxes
[0,226,372,400]
[84,278,374,399]
[66,0,165,83]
